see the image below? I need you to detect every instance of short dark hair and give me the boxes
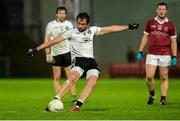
[157,2,168,9]
[76,12,90,24]
[56,6,67,14]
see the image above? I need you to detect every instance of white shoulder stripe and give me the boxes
[144,31,149,35]
[171,35,177,39]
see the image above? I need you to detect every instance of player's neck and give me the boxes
[57,18,65,23]
[157,16,166,22]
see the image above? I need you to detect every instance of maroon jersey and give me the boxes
[144,17,176,55]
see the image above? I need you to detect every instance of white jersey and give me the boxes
[45,19,73,56]
[62,26,101,59]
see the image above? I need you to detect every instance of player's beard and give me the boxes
[78,27,86,32]
[59,18,65,22]
[58,16,66,22]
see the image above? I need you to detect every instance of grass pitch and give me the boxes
[0,78,180,120]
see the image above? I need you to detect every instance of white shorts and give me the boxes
[71,66,100,79]
[146,54,171,66]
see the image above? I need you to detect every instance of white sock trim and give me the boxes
[78,99,84,103]
[55,95,61,100]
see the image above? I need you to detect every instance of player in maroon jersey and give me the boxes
[137,2,177,105]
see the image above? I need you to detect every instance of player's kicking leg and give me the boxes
[45,66,61,112]
[146,64,157,105]
[159,66,169,105]
[55,70,80,99]
[45,70,80,112]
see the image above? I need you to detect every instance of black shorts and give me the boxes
[52,52,71,67]
[72,57,100,75]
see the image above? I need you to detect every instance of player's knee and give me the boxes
[66,80,74,87]
[68,79,76,85]
[87,78,97,88]
[146,76,154,81]
[67,74,78,86]
[54,76,60,81]
[71,74,78,82]
[160,74,168,81]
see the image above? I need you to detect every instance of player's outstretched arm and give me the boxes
[99,23,139,35]
[37,35,64,51]
[27,35,64,56]
[136,34,148,61]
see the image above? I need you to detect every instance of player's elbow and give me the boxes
[110,25,119,32]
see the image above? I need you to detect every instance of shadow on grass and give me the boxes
[83,108,111,112]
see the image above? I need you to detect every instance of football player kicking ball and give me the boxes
[28,12,139,112]
[137,2,177,105]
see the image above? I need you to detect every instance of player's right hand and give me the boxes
[128,23,139,30]
[27,48,37,57]
[137,51,143,61]
[46,54,55,64]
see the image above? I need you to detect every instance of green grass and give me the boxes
[0,78,180,120]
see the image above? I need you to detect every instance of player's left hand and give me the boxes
[27,48,37,57]
[171,56,177,67]
[128,23,139,30]
[137,51,143,61]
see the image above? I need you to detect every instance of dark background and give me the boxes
[0,0,179,78]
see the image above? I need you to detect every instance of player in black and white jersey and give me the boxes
[28,12,139,112]
[44,6,77,102]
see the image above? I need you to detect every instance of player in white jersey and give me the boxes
[44,7,77,103]
[28,12,139,112]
